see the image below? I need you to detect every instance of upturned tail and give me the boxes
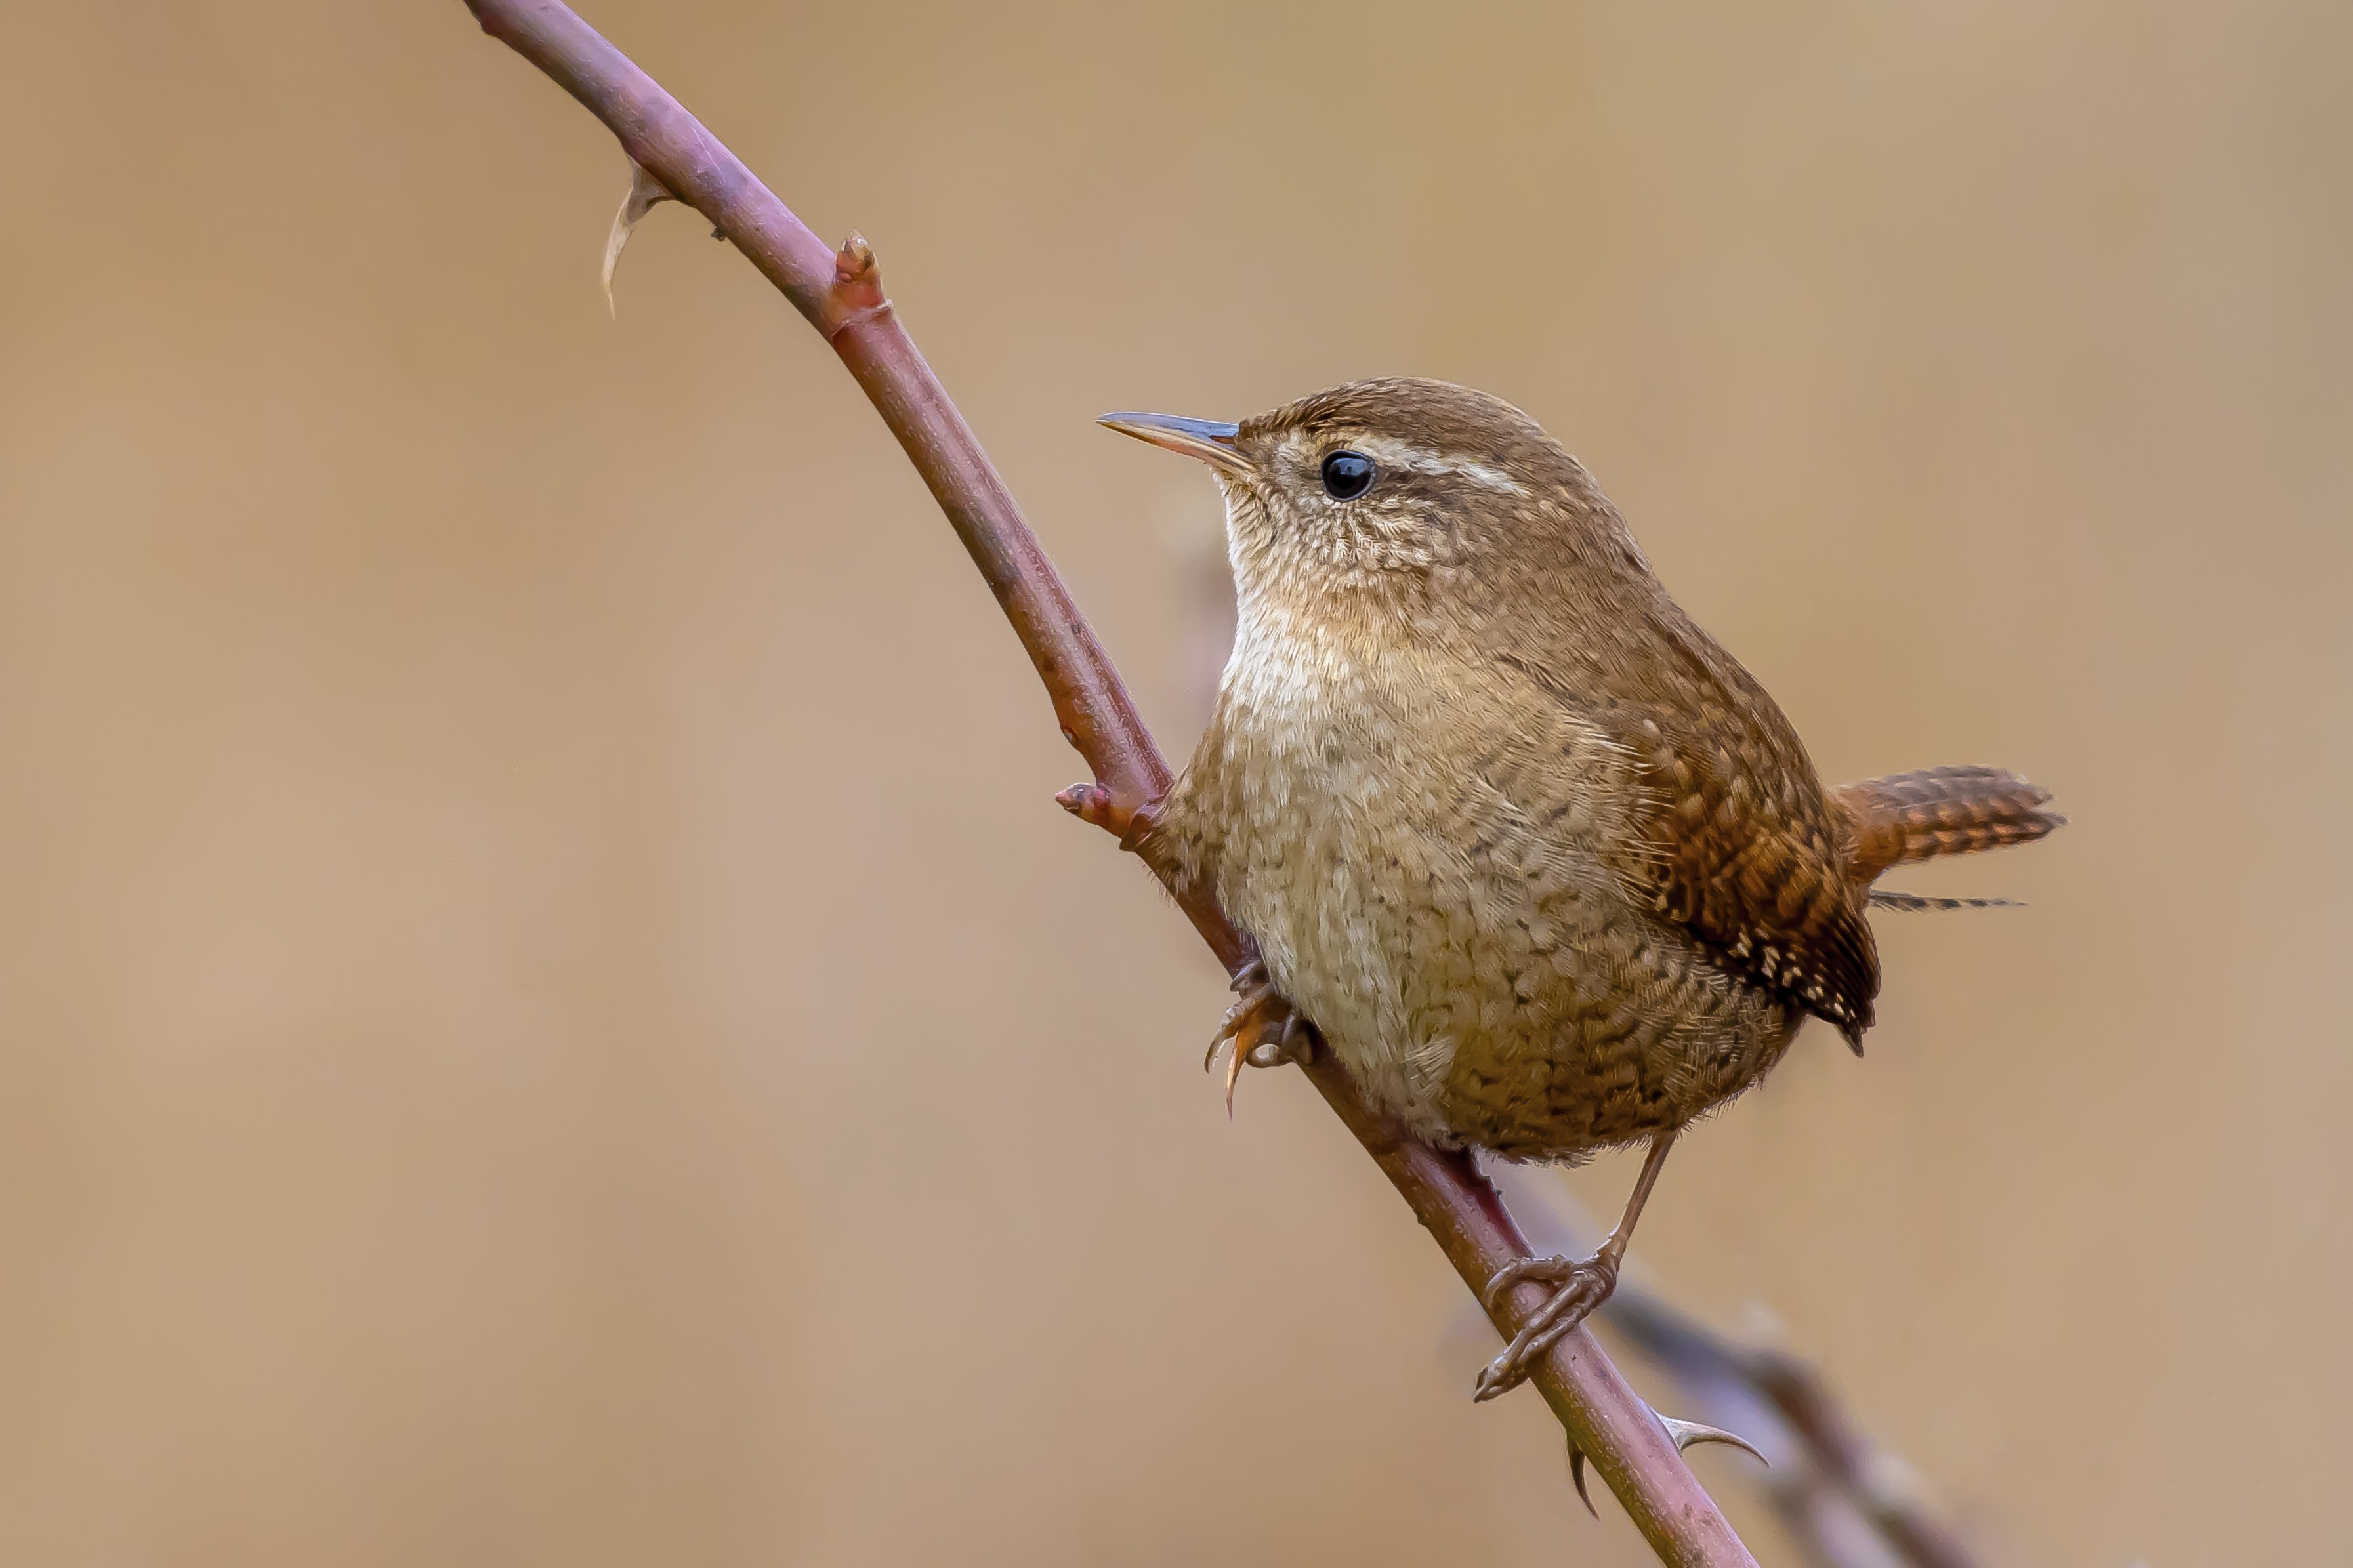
[1835,766,2064,888]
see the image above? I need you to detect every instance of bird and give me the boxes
[1088,377,2063,1402]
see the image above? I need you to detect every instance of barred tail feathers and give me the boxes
[1836,766,2064,887]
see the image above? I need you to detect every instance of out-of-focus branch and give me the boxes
[459,3,1756,1561]
[1493,1168,1982,1568]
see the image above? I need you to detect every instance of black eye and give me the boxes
[1320,450,1376,501]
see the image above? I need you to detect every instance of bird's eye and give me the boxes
[1320,450,1376,501]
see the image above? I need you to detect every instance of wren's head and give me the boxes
[1100,377,1651,623]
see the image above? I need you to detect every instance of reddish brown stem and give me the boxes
[461,3,1757,1562]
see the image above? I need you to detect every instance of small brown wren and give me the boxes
[1094,379,2062,1401]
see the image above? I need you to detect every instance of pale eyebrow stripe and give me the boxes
[1344,434,1526,495]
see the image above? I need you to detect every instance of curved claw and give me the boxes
[1659,1416,1768,1468]
[1481,1253,1573,1311]
[1204,960,1272,1072]
[1473,1256,1616,1400]
[1205,962,1312,1113]
[1245,1012,1314,1069]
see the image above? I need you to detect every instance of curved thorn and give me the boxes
[1659,1416,1768,1468]
[602,160,677,318]
[1567,1442,1598,1518]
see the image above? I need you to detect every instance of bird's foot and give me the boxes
[1560,1415,1766,1517]
[1205,959,1315,1113]
[1474,1252,1623,1402]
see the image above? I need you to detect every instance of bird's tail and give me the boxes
[1835,766,2064,888]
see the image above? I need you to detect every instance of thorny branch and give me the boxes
[1493,1170,1982,1568]
[461,3,1759,1561]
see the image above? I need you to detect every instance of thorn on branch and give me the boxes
[1567,1442,1599,1518]
[1659,1416,1769,1469]
[602,159,678,318]
[1566,1418,1761,1523]
[467,4,1762,1552]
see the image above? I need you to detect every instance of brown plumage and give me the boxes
[1099,378,2062,1398]
[1838,766,2065,884]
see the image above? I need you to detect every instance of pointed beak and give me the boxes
[1096,411,1249,475]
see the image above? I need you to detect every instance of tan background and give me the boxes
[3,2,2347,1563]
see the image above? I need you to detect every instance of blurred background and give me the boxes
[3,2,2347,1563]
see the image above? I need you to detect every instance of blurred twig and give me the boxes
[460,1,1757,1560]
[1493,1168,1981,1568]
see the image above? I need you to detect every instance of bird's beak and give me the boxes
[1096,411,1249,476]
